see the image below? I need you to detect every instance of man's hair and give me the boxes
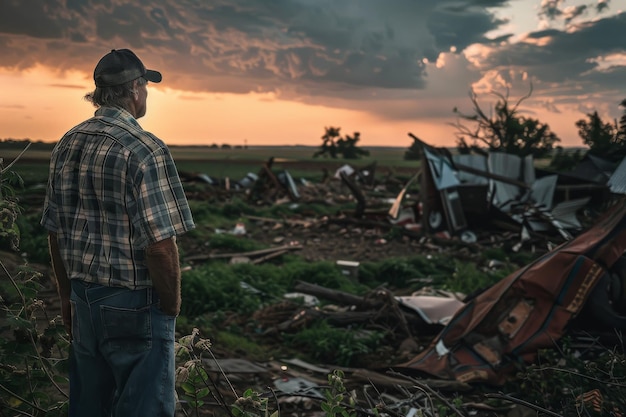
[84,77,147,108]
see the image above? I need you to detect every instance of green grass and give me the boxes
[2,144,415,185]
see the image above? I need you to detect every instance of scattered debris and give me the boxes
[397,199,626,385]
[395,294,465,326]
[180,137,626,260]
[157,142,626,415]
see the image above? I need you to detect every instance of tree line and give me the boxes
[318,85,626,169]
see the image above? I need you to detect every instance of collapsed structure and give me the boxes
[396,199,626,384]
[405,134,619,248]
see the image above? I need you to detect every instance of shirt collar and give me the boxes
[95,106,141,128]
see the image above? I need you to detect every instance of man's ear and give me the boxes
[131,80,139,98]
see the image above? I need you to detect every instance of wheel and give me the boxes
[428,210,444,231]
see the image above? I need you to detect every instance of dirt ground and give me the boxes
[169,205,536,416]
[2,169,595,417]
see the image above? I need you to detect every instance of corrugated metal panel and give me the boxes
[608,157,626,195]
[452,154,488,184]
[488,152,525,212]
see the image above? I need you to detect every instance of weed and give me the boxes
[175,329,221,415]
[441,260,506,295]
[0,147,70,415]
[358,256,457,290]
[231,388,277,417]
[322,370,358,417]
[511,337,626,415]
[286,321,384,367]
[282,260,360,292]
[182,263,267,317]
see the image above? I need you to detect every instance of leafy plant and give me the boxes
[231,388,276,417]
[176,328,277,417]
[0,145,70,416]
[176,328,221,415]
[321,370,357,417]
[0,169,22,252]
[511,337,626,415]
[15,211,50,264]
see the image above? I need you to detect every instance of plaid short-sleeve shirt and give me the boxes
[41,106,195,289]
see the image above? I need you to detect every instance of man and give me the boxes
[41,48,195,417]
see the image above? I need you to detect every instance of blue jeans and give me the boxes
[69,280,176,417]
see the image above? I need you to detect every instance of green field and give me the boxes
[2,144,418,185]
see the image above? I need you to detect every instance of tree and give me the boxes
[336,131,369,159]
[451,85,560,157]
[576,111,626,161]
[313,127,369,159]
[576,111,617,155]
[313,126,339,158]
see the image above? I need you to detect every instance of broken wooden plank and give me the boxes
[251,249,290,264]
[244,214,319,228]
[186,244,302,262]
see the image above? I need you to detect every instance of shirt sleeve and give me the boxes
[131,148,195,248]
[40,158,59,233]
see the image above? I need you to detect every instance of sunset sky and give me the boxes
[1,0,625,148]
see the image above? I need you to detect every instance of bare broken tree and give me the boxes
[450,84,560,157]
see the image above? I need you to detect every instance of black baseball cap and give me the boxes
[93,48,162,87]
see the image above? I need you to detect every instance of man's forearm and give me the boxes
[145,236,181,316]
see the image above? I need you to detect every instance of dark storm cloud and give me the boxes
[0,0,509,97]
[0,0,623,125]
[0,0,68,38]
[427,6,509,58]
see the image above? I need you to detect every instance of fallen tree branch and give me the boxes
[293,281,381,309]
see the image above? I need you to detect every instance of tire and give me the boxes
[428,210,444,231]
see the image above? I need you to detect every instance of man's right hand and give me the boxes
[145,237,181,316]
